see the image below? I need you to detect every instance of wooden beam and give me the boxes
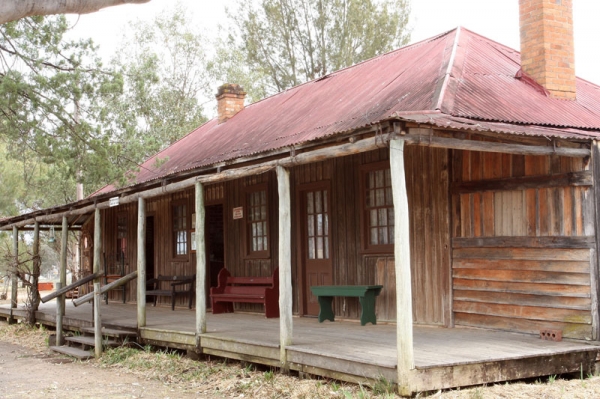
[55,282,64,346]
[453,236,596,249]
[93,281,102,358]
[74,271,138,306]
[277,166,293,367]
[32,221,40,311]
[60,217,68,308]
[137,197,146,328]
[407,128,590,157]
[451,171,592,194]
[10,226,17,316]
[590,140,600,340]
[195,182,207,338]
[390,139,414,395]
[93,209,102,357]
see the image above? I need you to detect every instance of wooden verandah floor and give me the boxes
[2,301,599,392]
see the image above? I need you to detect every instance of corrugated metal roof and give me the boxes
[93,27,600,195]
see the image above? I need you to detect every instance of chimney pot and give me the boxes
[216,83,247,124]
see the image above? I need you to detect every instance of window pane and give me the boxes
[370,227,378,245]
[379,227,388,244]
[324,237,329,259]
[308,215,314,236]
[317,214,323,235]
[370,210,378,227]
[376,188,385,206]
[307,192,314,214]
[323,190,328,212]
[315,191,322,213]
[308,237,315,259]
[385,187,393,206]
[317,237,323,259]
[324,214,329,235]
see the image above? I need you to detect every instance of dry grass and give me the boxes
[1,321,600,398]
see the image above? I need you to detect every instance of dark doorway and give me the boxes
[145,216,155,300]
[205,205,225,306]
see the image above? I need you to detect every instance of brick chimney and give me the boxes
[519,0,576,100]
[216,83,246,124]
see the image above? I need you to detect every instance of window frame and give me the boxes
[171,199,190,260]
[244,183,270,259]
[359,161,395,254]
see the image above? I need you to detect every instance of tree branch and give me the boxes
[0,0,151,25]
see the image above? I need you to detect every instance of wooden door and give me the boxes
[300,183,333,316]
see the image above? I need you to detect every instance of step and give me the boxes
[66,335,121,348]
[50,345,94,360]
[80,327,137,339]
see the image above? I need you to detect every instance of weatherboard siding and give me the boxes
[451,145,594,339]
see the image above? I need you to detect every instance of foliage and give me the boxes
[218,0,411,97]
[110,4,210,160]
[0,16,127,197]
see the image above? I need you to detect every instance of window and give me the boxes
[172,202,188,256]
[246,187,268,256]
[362,163,394,252]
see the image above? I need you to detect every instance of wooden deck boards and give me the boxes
[2,302,599,391]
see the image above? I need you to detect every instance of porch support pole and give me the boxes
[195,182,207,345]
[32,221,40,311]
[9,226,18,323]
[137,197,146,329]
[276,166,293,367]
[93,208,102,357]
[56,216,69,316]
[390,139,414,395]
[590,141,600,340]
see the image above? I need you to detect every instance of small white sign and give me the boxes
[109,197,120,207]
[233,207,243,220]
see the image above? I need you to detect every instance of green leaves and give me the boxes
[218,0,411,96]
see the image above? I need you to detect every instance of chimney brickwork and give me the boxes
[216,83,246,124]
[519,0,576,100]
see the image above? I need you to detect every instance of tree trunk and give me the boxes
[0,0,150,25]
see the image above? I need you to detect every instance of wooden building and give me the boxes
[3,1,600,394]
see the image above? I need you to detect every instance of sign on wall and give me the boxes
[233,207,243,220]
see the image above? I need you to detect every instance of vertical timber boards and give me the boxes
[452,148,594,339]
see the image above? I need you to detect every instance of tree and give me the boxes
[109,5,210,158]
[0,0,150,25]
[0,16,131,199]
[220,0,411,96]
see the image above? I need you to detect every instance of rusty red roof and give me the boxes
[97,27,600,195]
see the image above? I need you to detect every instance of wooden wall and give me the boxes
[451,148,594,339]
[92,146,452,325]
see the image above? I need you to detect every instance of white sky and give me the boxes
[66,0,600,85]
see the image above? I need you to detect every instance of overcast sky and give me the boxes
[66,0,600,86]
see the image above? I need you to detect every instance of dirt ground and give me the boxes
[0,339,205,399]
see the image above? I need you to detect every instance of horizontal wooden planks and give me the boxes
[452,246,593,339]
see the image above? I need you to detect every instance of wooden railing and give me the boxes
[40,271,104,303]
[73,271,138,307]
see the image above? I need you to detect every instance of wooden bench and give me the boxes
[309,285,383,326]
[210,268,279,318]
[146,275,195,311]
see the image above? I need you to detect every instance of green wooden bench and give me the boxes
[309,285,383,326]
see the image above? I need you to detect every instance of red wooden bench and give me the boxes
[210,267,279,318]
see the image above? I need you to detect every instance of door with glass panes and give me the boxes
[299,183,333,316]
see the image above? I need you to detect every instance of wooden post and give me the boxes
[9,226,18,323]
[390,139,414,395]
[55,282,64,346]
[195,182,207,342]
[590,141,600,340]
[32,221,40,311]
[93,209,102,357]
[276,166,293,367]
[59,216,68,317]
[137,197,146,329]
